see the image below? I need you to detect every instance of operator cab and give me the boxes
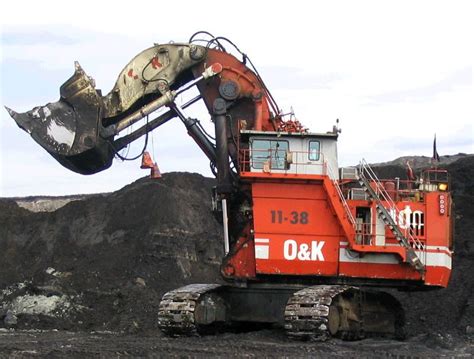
[240,130,339,179]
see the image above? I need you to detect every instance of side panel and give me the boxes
[425,192,453,247]
[344,196,452,287]
[249,180,452,288]
[423,192,453,286]
[338,242,420,280]
[252,182,341,275]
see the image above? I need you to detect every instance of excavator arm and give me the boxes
[6,35,284,182]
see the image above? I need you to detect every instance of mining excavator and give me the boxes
[6,32,454,340]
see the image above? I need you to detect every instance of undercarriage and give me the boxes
[158,283,405,341]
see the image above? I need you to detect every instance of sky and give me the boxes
[1,0,473,196]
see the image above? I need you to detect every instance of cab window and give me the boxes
[251,139,289,169]
[309,140,320,161]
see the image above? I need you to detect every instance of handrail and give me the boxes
[359,159,426,261]
[326,160,356,227]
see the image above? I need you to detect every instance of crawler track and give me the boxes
[284,285,404,341]
[284,285,351,341]
[158,284,222,336]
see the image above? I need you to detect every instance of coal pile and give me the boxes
[0,172,223,333]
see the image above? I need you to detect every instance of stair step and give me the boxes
[359,162,425,273]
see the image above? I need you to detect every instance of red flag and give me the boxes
[433,134,440,162]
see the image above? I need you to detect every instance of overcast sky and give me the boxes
[1,0,472,196]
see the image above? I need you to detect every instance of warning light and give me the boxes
[438,183,448,191]
[439,194,447,215]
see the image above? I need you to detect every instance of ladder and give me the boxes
[357,159,425,273]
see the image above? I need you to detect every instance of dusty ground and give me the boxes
[0,329,473,358]
[0,157,473,357]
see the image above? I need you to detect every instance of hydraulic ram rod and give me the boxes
[222,198,230,255]
[113,94,202,151]
[114,90,176,134]
[105,63,223,137]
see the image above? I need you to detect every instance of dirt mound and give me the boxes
[0,172,223,333]
[373,153,473,170]
[0,157,473,337]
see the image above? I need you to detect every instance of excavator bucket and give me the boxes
[6,62,115,175]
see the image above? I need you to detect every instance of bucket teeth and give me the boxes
[4,106,29,132]
[4,61,112,174]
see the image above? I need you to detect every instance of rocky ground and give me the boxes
[0,156,473,357]
[0,329,472,358]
